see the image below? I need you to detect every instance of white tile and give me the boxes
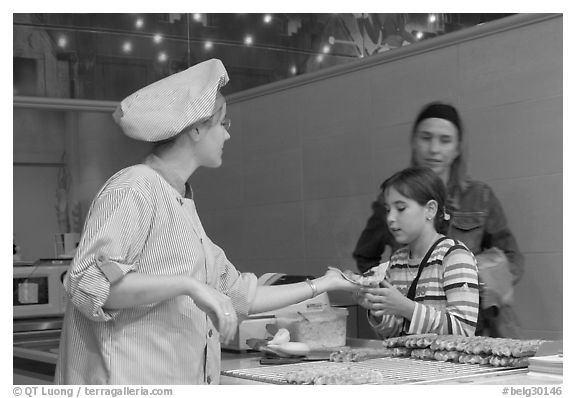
[513,252,562,335]
[367,46,460,127]
[192,159,244,210]
[465,97,562,181]
[458,17,562,108]
[240,91,304,158]
[200,207,245,264]
[370,122,413,187]
[488,175,562,254]
[241,202,304,260]
[298,74,371,139]
[302,131,375,200]
[243,149,302,205]
[303,194,380,261]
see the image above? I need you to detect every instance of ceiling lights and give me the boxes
[57,35,67,49]
[122,41,132,53]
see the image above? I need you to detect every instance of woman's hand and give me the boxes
[361,280,415,319]
[321,268,360,292]
[187,278,238,344]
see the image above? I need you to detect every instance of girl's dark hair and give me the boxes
[381,166,449,233]
[410,102,468,193]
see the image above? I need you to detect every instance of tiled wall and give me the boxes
[13,109,67,260]
[71,112,152,222]
[194,15,563,339]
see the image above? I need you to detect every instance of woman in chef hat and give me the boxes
[54,59,356,385]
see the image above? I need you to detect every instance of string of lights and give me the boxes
[13,18,359,64]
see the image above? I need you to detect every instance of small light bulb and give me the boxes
[322,45,330,54]
[135,18,144,29]
[428,14,437,23]
[415,31,423,40]
[244,35,253,46]
[158,52,167,62]
[153,34,163,44]
[289,65,297,75]
[316,54,324,63]
[57,36,68,48]
[122,41,132,53]
[263,14,272,24]
[204,41,213,50]
[193,13,202,22]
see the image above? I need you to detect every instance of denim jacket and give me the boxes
[353,179,524,284]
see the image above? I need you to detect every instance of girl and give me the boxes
[353,102,522,338]
[358,166,479,337]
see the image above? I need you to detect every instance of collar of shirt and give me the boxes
[143,153,193,199]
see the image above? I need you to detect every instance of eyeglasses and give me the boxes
[221,118,231,131]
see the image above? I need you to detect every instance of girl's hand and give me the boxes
[361,280,415,319]
[187,278,238,344]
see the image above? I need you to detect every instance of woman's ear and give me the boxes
[426,200,438,219]
[185,126,203,143]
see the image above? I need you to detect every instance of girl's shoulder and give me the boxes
[434,237,475,263]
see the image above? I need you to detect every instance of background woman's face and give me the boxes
[412,118,460,180]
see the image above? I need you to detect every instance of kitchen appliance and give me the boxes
[13,259,70,319]
[222,273,332,351]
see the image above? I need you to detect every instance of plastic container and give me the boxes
[276,307,348,349]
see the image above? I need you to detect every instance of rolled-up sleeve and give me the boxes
[212,243,257,318]
[64,187,153,322]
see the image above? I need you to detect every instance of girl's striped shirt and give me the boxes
[369,237,479,337]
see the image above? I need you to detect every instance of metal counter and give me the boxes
[13,332,562,386]
[220,338,563,385]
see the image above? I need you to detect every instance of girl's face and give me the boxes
[384,186,432,245]
[195,96,231,168]
[412,118,460,182]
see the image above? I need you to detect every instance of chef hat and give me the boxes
[113,58,229,142]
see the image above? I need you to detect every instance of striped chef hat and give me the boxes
[113,58,229,142]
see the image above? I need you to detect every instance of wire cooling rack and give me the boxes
[221,357,524,385]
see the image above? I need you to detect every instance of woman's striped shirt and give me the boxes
[369,237,479,338]
[54,155,257,385]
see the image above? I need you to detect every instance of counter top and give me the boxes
[221,351,269,385]
[14,335,563,386]
[219,342,563,385]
